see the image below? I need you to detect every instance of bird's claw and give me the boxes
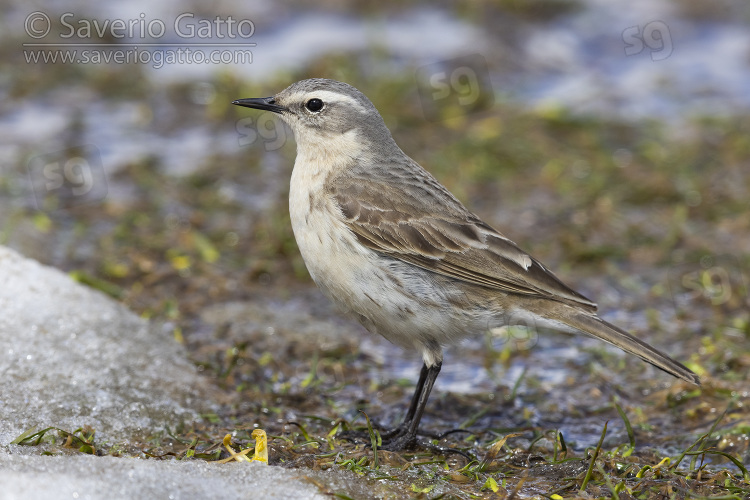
[337,427,472,459]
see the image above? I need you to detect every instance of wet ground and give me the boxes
[3,0,750,497]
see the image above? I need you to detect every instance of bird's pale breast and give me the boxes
[289,160,504,366]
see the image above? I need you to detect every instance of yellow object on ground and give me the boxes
[217,429,268,464]
[251,429,268,464]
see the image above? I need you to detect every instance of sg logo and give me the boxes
[623,21,673,62]
[669,255,748,311]
[416,54,494,121]
[43,157,95,196]
[236,113,289,151]
[27,145,107,211]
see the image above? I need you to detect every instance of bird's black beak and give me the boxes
[232,96,286,114]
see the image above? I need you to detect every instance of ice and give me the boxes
[0,453,326,500]
[0,245,215,446]
[0,245,334,499]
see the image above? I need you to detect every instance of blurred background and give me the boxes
[2,0,749,468]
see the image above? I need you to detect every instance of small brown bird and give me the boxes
[233,79,699,450]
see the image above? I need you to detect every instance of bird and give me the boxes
[232,78,700,451]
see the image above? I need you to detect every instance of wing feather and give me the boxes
[329,160,597,311]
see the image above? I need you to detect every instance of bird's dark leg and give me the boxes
[379,362,430,439]
[338,361,469,457]
[380,362,441,450]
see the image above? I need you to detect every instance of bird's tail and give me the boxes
[556,311,700,385]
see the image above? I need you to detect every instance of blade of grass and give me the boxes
[558,431,567,461]
[460,407,489,428]
[286,421,311,441]
[509,366,528,401]
[671,404,728,473]
[580,421,608,492]
[690,403,731,471]
[327,418,347,438]
[670,432,710,472]
[508,470,528,500]
[682,450,750,482]
[477,432,522,472]
[11,427,46,445]
[360,410,379,469]
[613,401,635,450]
[596,462,619,500]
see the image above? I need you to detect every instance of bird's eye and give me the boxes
[306,98,324,112]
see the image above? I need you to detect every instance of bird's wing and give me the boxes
[328,160,597,311]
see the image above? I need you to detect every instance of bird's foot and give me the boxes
[339,426,472,459]
[381,433,473,459]
[378,430,417,451]
[336,422,408,445]
[435,428,473,439]
[378,423,414,441]
[336,428,373,443]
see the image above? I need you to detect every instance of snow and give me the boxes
[0,246,327,500]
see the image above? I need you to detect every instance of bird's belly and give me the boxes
[290,201,394,319]
[289,198,496,361]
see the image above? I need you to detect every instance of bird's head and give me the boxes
[233,78,397,156]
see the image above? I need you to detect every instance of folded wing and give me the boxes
[329,160,597,311]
